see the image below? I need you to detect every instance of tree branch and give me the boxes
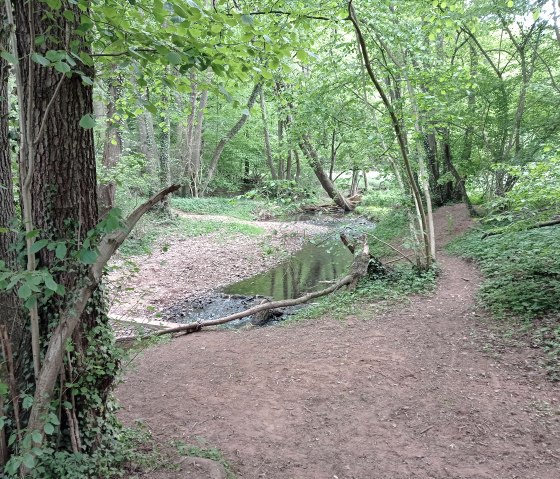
[25,184,180,446]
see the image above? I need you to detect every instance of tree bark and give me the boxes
[14,0,116,453]
[201,83,261,194]
[0,2,26,392]
[299,135,354,212]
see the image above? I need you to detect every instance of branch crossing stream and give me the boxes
[161,215,374,327]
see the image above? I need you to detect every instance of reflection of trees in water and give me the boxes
[271,249,342,299]
[226,242,354,300]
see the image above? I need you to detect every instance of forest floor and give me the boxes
[116,204,560,479]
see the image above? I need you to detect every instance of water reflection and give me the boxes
[224,239,354,300]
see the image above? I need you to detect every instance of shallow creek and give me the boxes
[161,214,374,327]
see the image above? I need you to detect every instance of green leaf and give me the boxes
[79,114,96,129]
[22,453,35,470]
[43,273,58,292]
[78,249,97,265]
[507,0,513,7]
[43,423,54,435]
[0,51,17,65]
[31,53,50,67]
[30,239,49,254]
[17,283,32,300]
[241,14,254,25]
[54,61,71,73]
[31,431,42,444]
[22,396,33,410]
[166,51,182,65]
[55,243,67,260]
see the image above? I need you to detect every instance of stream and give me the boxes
[161,214,374,327]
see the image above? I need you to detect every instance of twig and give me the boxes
[419,425,434,435]
[367,233,415,265]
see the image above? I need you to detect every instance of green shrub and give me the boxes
[448,228,560,318]
[242,179,314,205]
[172,197,266,220]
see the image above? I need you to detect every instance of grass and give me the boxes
[172,196,267,220]
[447,226,560,380]
[119,211,264,257]
[116,423,236,479]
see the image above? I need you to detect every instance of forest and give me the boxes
[0,0,559,477]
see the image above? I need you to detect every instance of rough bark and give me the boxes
[0,2,26,390]
[25,185,180,450]
[14,0,114,453]
[299,135,354,212]
[201,83,261,194]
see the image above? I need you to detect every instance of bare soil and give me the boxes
[108,214,328,324]
[116,204,560,479]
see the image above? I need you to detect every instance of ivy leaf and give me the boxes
[22,396,33,409]
[43,273,58,292]
[43,423,55,435]
[54,61,71,73]
[79,114,96,129]
[31,431,42,444]
[22,453,35,469]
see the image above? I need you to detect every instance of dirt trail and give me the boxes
[117,205,559,479]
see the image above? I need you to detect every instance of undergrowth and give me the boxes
[447,227,560,380]
[290,266,438,322]
[172,196,267,220]
[119,212,264,257]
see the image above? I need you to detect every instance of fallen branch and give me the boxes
[481,218,560,239]
[118,236,372,342]
[25,184,180,447]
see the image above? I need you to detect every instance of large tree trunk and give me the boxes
[0,3,26,395]
[201,83,261,194]
[14,0,116,455]
[98,78,122,216]
[299,135,354,212]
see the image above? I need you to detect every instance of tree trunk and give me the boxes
[299,135,354,212]
[294,149,301,183]
[158,118,172,210]
[98,78,122,216]
[139,112,157,176]
[259,87,277,179]
[0,3,26,393]
[14,0,116,454]
[201,83,261,194]
[277,118,285,179]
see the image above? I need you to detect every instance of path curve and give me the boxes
[117,205,559,479]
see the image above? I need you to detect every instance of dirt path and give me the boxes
[116,205,559,479]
